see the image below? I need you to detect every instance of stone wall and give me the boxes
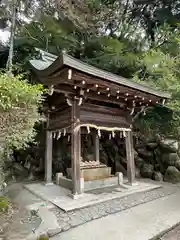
[4,128,180,184]
[135,136,180,183]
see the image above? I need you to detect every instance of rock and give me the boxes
[115,161,127,176]
[175,161,180,171]
[135,167,141,178]
[135,157,144,168]
[12,162,28,177]
[164,166,180,183]
[140,163,154,178]
[100,150,108,165]
[152,171,163,181]
[154,149,167,174]
[28,172,36,181]
[134,149,138,160]
[137,148,154,160]
[162,153,180,166]
[4,154,15,168]
[146,142,158,150]
[154,164,160,171]
[24,155,33,170]
[159,138,178,153]
[47,227,62,237]
[154,148,161,159]
[86,154,94,161]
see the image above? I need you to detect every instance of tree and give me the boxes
[1,0,180,140]
[0,0,45,190]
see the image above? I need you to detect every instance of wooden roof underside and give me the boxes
[30,49,170,100]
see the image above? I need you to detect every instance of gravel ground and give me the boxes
[51,185,178,234]
[0,184,42,240]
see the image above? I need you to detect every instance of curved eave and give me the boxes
[30,55,64,77]
[30,52,171,100]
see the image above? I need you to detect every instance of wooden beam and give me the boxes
[125,131,135,184]
[54,86,128,106]
[72,71,163,101]
[53,85,157,107]
[71,99,82,195]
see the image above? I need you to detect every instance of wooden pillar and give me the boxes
[71,99,81,195]
[45,130,53,184]
[125,131,135,184]
[93,131,100,163]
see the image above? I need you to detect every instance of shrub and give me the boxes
[0,73,45,188]
[0,73,45,150]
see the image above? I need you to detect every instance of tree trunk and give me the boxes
[6,0,17,72]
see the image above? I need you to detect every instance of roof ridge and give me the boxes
[31,49,171,99]
[63,54,170,98]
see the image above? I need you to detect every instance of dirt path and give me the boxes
[0,183,41,240]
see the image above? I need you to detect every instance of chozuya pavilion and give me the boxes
[30,49,170,199]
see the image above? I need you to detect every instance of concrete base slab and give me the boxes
[126,182,139,186]
[24,181,161,212]
[68,193,85,200]
[44,182,54,186]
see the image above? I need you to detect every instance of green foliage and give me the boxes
[0,196,9,212]
[0,73,44,150]
[133,46,180,138]
[2,0,180,141]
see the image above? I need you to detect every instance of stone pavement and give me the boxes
[24,180,161,211]
[51,190,180,240]
[2,181,180,240]
[50,184,176,234]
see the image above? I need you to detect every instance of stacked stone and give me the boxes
[135,137,180,183]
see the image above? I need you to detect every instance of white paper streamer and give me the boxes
[87,126,90,134]
[63,128,66,136]
[57,131,61,139]
[52,132,56,139]
[98,129,101,138]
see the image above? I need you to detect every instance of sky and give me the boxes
[0,30,10,43]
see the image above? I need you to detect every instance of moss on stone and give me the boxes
[37,234,49,240]
[164,166,180,183]
[0,196,9,212]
